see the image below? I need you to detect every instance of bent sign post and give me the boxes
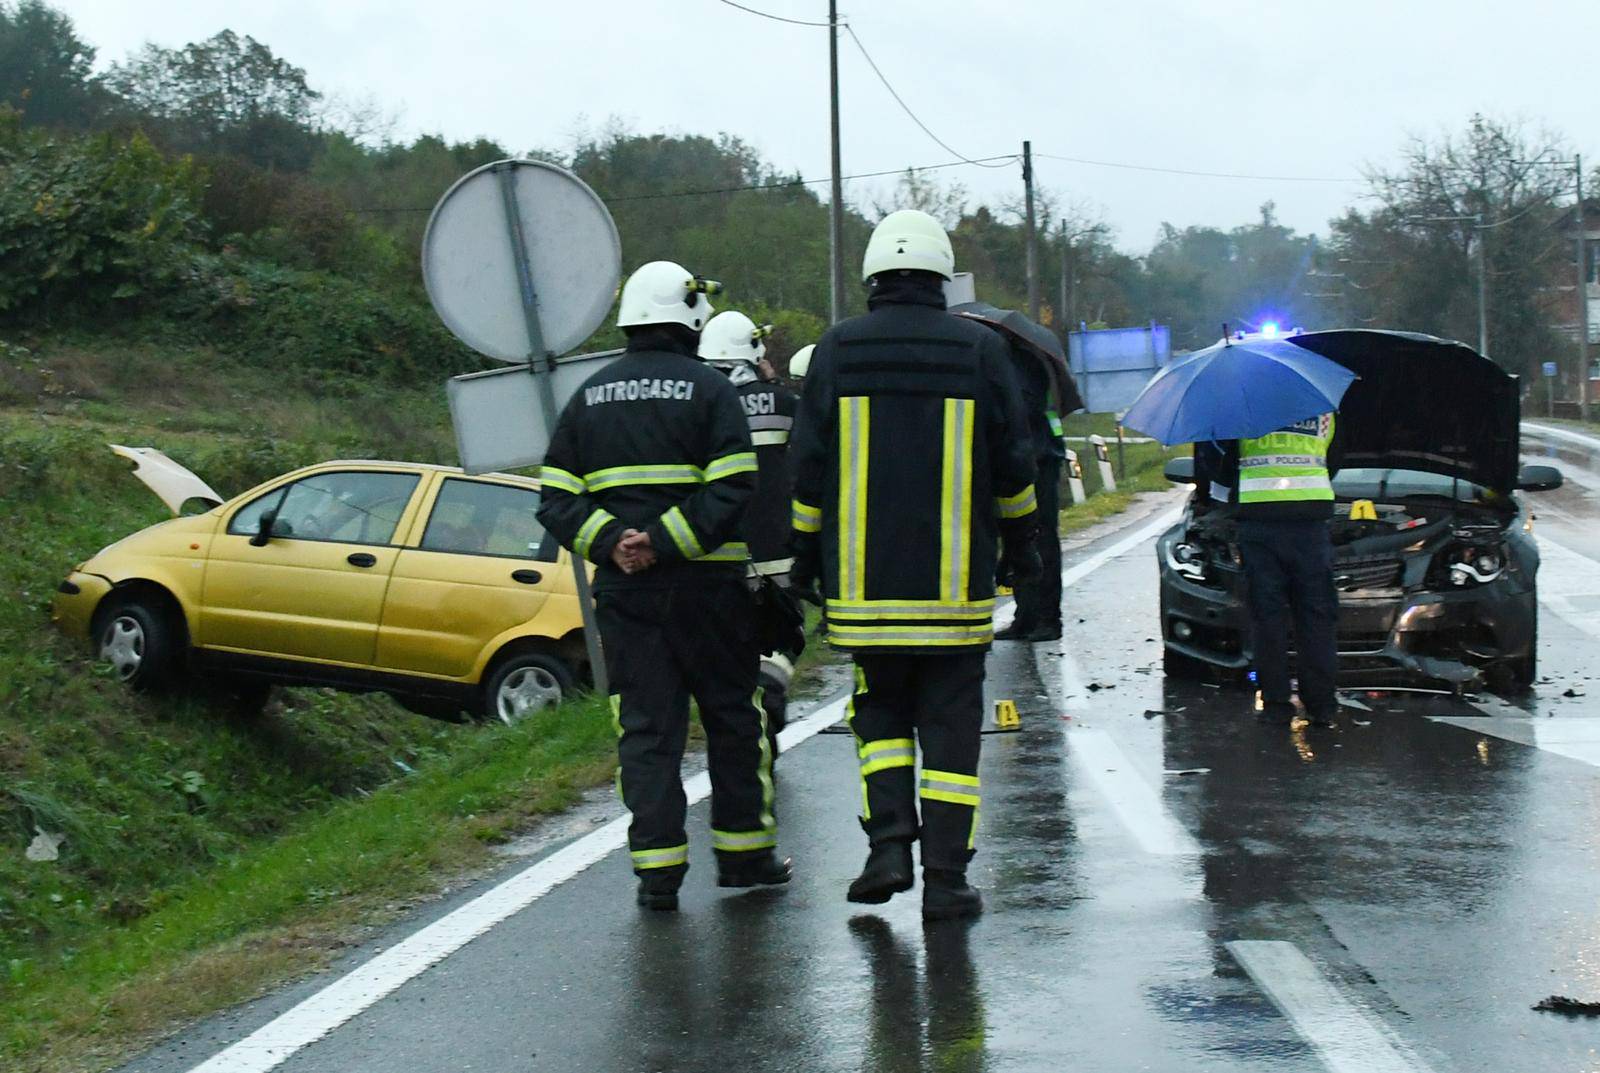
[422,159,623,697]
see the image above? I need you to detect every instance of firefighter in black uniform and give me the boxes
[699,311,804,753]
[537,261,791,912]
[790,211,1041,921]
[994,343,1067,641]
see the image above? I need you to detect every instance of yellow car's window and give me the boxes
[228,471,420,545]
[421,479,550,560]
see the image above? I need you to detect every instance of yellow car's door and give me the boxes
[199,468,424,665]
[376,476,556,678]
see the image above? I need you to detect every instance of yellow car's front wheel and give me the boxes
[482,650,575,725]
[96,597,182,691]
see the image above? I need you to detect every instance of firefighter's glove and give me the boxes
[998,543,1043,587]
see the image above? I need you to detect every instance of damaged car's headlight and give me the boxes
[1437,542,1507,587]
[1166,540,1209,582]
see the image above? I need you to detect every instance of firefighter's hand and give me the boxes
[789,562,822,606]
[612,529,656,573]
[997,543,1043,587]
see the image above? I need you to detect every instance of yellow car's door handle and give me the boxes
[347,552,378,568]
[511,569,543,585]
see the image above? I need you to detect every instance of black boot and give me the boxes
[717,849,793,888]
[1026,623,1062,642]
[846,841,915,904]
[636,871,682,912]
[921,868,982,921]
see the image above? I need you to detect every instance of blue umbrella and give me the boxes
[1121,336,1357,446]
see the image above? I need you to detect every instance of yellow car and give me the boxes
[52,450,590,723]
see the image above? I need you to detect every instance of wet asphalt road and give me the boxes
[122,423,1600,1073]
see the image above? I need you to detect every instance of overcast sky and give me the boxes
[49,0,1600,251]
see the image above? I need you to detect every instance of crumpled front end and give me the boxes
[1157,501,1537,689]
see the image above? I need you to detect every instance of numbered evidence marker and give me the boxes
[994,699,1021,730]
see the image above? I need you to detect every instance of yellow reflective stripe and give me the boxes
[631,844,689,869]
[920,769,980,807]
[827,621,995,647]
[792,498,822,533]
[539,466,586,495]
[859,737,916,776]
[573,509,616,559]
[839,397,869,601]
[703,451,758,481]
[751,430,789,446]
[697,541,749,562]
[660,505,704,558]
[826,598,995,621]
[752,689,775,833]
[939,398,974,603]
[846,664,870,820]
[711,828,777,852]
[584,464,702,491]
[996,483,1038,519]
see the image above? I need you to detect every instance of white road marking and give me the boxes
[1532,530,1600,642]
[1227,941,1434,1073]
[183,697,848,1073]
[1067,729,1201,856]
[1430,714,1600,769]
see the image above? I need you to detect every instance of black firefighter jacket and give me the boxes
[789,274,1039,653]
[734,374,800,569]
[537,332,757,591]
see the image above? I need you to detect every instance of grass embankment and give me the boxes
[1057,412,1183,535]
[0,338,616,1072]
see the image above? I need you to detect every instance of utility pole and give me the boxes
[1023,140,1039,321]
[1058,220,1069,332]
[1475,213,1488,358]
[1575,153,1590,421]
[827,0,845,324]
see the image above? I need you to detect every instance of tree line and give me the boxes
[1,0,1592,392]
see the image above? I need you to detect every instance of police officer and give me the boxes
[994,341,1067,642]
[789,210,1040,920]
[537,261,791,911]
[698,311,804,752]
[1197,412,1342,725]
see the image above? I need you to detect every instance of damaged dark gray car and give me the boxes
[1156,329,1564,692]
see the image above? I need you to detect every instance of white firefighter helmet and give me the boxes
[616,260,720,331]
[788,344,816,379]
[698,311,772,365]
[861,209,955,282]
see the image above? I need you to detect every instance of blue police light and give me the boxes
[1260,321,1280,338]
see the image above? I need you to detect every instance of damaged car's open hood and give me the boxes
[1287,330,1520,494]
[111,444,223,515]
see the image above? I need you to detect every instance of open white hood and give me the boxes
[110,445,223,516]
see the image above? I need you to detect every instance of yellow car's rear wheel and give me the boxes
[483,650,575,725]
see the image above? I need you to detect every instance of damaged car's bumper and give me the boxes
[1157,530,1537,688]
[52,570,113,640]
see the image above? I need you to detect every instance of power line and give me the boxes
[1034,151,1360,184]
[712,0,831,27]
[843,25,1015,170]
[348,155,1018,215]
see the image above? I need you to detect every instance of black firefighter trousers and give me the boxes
[595,578,774,880]
[846,652,986,872]
[1012,453,1063,631]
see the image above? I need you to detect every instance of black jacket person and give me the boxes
[789,211,1039,920]
[536,260,791,911]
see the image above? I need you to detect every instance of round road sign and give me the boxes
[422,159,621,363]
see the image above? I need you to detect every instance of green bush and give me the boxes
[0,109,204,313]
